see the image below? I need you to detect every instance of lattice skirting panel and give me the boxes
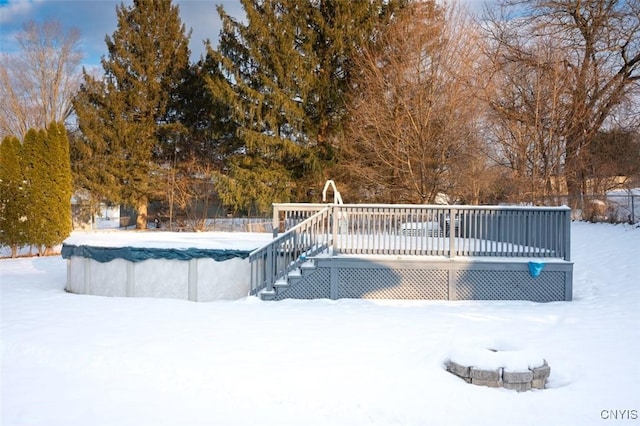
[274,268,331,300]
[455,269,566,301]
[274,257,573,302]
[337,268,449,300]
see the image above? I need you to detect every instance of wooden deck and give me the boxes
[250,204,573,302]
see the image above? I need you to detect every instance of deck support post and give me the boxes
[448,269,457,300]
[330,260,339,300]
[564,269,573,301]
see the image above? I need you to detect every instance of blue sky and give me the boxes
[0,0,245,67]
[0,0,491,68]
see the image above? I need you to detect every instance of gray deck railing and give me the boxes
[272,203,328,235]
[251,203,572,295]
[331,204,571,260]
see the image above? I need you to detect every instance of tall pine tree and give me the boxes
[73,0,191,228]
[169,48,239,167]
[209,0,406,214]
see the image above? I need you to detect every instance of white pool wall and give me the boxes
[66,255,252,301]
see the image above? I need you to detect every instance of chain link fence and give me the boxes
[535,191,639,224]
[148,217,273,232]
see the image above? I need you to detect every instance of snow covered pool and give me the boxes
[62,231,273,301]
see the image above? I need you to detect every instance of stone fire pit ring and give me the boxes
[445,346,550,392]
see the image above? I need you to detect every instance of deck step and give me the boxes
[258,288,277,301]
[299,259,317,275]
[287,260,317,286]
[274,278,290,289]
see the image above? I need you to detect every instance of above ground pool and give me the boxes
[62,231,273,302]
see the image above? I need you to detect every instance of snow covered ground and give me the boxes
[1,222,639,425]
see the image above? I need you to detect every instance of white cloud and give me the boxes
[0,0,44,24]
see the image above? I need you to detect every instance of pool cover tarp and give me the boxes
[61,244,251,263]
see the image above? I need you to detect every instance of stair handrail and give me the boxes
[249,206,333,296]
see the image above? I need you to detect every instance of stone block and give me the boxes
[530,363,551,380]
[531,378,547,389]
[503,370,533,384]
[472,378,502,388]
[447,361,471,378]
[503,381,532,392]
[470,367,502,381]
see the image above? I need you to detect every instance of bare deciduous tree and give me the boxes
[160,156,217,232]
[484,0,640,207]
[586,127,640,193]
[481,33,571,203]
[340,1,485,204]
[0,20,83,139]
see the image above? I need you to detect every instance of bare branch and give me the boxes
[0,20,83,139]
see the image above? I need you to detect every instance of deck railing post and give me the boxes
[332,204,339,255]
[265,248,274,293]
[272,204,280,237]
[449,207,456,258]
[564,208,571,261]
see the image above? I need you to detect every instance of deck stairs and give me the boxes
[249,206,333,300]
[260,258,320,300]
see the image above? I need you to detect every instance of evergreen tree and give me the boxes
[46,122,73,247]
[210,0,406,213]
[0,136,28,257]
[169,49,239,167]
[73,0,191,228]
[1,124,73,255]
[21,128,49,253]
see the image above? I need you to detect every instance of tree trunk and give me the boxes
[564,138,584,212]
[136,197,148,230]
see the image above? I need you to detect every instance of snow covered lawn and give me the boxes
[1,222,639,425]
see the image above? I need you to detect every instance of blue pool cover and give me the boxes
[61,244,252,263]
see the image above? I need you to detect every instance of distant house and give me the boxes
[71,191,120,230]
